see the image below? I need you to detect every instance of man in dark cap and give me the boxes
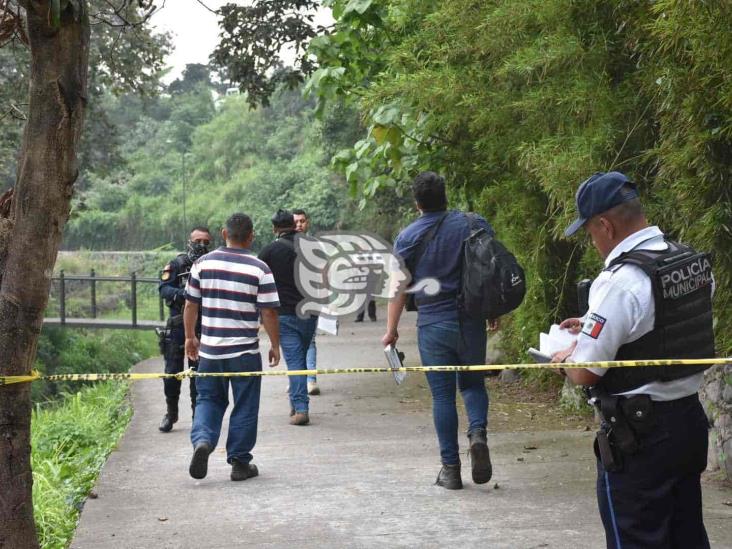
[554,171,714,548]
[259,210,318,426]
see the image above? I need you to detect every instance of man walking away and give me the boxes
[259,209,318,426]
[293,208,320,396]
[382,171,497,490]
[184,213,281,481]
[157,226,211,432]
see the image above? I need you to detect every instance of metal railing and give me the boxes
[46,270,165,330]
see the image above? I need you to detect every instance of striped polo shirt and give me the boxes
[185,247,280,359]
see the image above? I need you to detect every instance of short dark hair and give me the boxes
[607,186,645,224]
[271,209,295,229]
[292,208,308,218]
[412,171,447,212]
[225,213,253,243]
[190,225,211,236]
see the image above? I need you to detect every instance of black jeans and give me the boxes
[163,328,197,410]
[356,299,376,321]
[596,394,709,549]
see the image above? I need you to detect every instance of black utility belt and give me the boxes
[643,392,699,409]
[166,314,183,328]
[593,390,701,472]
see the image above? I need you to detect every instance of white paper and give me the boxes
[537,324,577,355]
[316,315,338,335]
[528,347,552,363]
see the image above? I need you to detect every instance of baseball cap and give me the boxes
[564,171,639,237]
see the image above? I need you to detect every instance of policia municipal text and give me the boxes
[553,172,714,549]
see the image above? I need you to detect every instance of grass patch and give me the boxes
[32,382,132,549]
[33,328,158,402]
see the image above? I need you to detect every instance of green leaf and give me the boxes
[354,139,371,159]
[371,125,389,145]
[344,0,374,16]
[371,104,401,126]
[386,127,402,147]
[345,162,359,183]
[389,147,402,172]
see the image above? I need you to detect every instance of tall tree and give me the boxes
[0,1,165,545]
[0,3,89,545]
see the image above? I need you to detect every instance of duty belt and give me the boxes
[587,385,655,472]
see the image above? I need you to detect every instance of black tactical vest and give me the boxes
[599,239,715,394]
[167,254,193,315]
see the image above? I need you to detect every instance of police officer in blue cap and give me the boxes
[553,171,714,548]
[157,226,212,432]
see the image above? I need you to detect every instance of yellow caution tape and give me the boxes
[0,358,728,386]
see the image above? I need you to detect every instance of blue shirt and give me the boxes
[394,210,493,326]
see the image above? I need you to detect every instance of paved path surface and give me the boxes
[72,314,732,548]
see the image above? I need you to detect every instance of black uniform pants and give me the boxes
[596,393,710,549]
[163,330,197,410]
[356,299,376,321]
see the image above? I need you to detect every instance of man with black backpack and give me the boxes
[382,171,524,490]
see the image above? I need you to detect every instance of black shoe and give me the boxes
[189,443,213,479]
[468,428,492,484]
[369,317,377,322]
[158,412,178,433]
[231,459,259,482]
[435,463,463,490]
[354,317,364,323]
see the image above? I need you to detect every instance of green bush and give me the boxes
[309,0,732,369]
[33,328,157,402]
[32,382,132,549]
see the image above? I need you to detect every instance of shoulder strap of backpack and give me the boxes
[462,212,495,238]
[407,211,449,278]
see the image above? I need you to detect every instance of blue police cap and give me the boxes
[564,171,639,237]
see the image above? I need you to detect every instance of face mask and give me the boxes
[187,240,209,262]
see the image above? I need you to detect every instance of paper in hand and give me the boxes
[539,324,577,355]
[384,345,407,385]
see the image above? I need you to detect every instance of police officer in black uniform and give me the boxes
[157,226,212,432]
[554,172,713,548]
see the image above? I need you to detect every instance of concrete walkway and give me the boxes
[72,315,732,548]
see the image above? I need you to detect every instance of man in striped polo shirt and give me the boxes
[183,213,281,481]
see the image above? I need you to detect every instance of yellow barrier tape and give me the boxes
[0,358,729,386]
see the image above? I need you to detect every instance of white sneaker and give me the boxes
[307,381,320,395]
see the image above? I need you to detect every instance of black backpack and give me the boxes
[458,213,526,319]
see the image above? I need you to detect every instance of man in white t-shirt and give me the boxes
[554,171,713,548]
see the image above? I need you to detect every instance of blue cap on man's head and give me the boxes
[564,171,639,237]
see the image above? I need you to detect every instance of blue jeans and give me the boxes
[418,319,489,465]
[191,353,262,464]
[306,335,317,383]
[280,314,317,413]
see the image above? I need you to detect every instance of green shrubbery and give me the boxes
[306,0,731,370]
[33,328,157,402]
[32,382,132,549]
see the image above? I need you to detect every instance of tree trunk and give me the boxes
[0,2,89,548]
